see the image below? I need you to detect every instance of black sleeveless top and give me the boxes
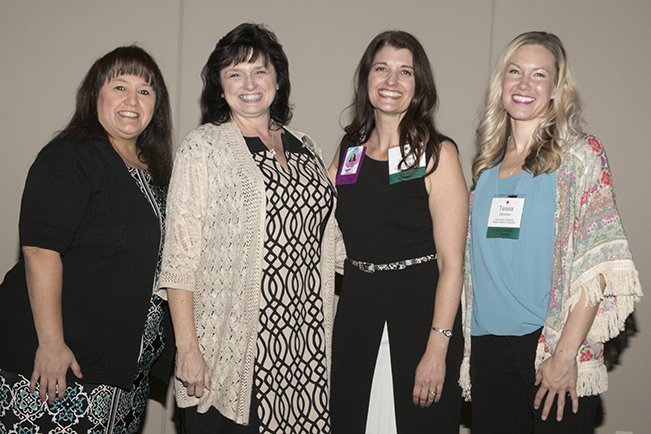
[335,134,452,264]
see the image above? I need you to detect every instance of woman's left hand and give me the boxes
[534,352,579,421]
[412,345,447,408]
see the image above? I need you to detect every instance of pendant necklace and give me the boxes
[508,164,521,177]
[264,130,277,157]
[269,131,276,157]
[505,136,525,177]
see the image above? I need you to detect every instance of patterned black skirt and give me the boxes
[0,294,166,434]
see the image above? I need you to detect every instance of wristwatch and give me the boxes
[431,327,453,338]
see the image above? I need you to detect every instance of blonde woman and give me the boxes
[461,31,642,433]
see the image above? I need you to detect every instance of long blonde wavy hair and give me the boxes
[472,31,584,185]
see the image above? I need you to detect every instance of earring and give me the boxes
[275,84,279,91]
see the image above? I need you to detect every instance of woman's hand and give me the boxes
[175,343,212,398]
[166,287,212,398]
[411,140,466,409]
[31,341,83,404]
[412,338,447,408]
[534,280,601,421]
[23,245,82,404]
[534,352,579,421]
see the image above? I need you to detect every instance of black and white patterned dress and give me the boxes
[245,131,333,434]
[0,167,166,434]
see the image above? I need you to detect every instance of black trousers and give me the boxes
[331,262,463,433]
[470,329,598,434]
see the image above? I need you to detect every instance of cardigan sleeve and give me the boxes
[567,135,642,343]
[157,128,210,295]
[19,138,92,254]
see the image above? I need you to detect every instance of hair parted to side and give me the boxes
[345,30,442,173]
[472,31,584,185]
[200,23,292,126]
[60,45,173,187]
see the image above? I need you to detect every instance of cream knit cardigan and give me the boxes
[157,121,337,424]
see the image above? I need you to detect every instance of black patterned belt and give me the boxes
[348,253,437,273]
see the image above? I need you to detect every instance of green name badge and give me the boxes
[486,227,520,239]
[486,196,525,240]
[388,145,426,185]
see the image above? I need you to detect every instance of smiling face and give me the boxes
[367,45,415,119]
[219,55,277,124]
[501,44,557,129]
[97,74,155,148]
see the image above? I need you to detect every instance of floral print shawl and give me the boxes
[460,135,642,399]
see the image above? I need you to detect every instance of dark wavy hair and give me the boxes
[59,45,173,187]
[345,30,442,172]
[200,23,292,126]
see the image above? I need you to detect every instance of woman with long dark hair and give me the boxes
[329,30,467,433]
[0,45,174,433]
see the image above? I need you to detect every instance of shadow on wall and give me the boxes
[147,378,182,432]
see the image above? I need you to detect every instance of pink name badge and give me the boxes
[336,145,366,185]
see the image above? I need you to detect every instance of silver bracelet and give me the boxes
[431,327,453,338]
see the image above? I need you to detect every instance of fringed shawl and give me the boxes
[460,135,642,400]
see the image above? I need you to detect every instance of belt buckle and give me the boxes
[360,262,376,273]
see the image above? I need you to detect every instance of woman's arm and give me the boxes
[166,287,211,397]
[534,277,601,421]
[24,245,83,404]
[327,145,348,275]
[327,146,341,184]
[158,129,212,397]
[413,141,468,407]
[535,136,638,421]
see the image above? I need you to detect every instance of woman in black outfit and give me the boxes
[0,45,173,434]
[329,31,467,433]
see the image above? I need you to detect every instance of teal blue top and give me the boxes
[470,164,557,336]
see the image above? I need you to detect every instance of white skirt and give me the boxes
[366,322,398,434]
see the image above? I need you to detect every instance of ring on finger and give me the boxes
[428,390,436,397]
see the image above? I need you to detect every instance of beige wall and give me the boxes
[1,1,648,432]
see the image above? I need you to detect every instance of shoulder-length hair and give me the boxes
[200,23,292,126]
[60,45,173,187]
[345,30,442,172]
[472,31,584,185]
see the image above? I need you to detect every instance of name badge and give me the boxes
[486,196,525,239]
[336,145,365,185]
[388,145,426,184]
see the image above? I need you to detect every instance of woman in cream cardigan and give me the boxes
[158,23,337,433]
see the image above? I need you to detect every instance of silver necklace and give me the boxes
[505,136,525,177]
[262,131,277,156]
[269,132,276,156]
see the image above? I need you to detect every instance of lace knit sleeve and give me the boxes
[157,128,210,296]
